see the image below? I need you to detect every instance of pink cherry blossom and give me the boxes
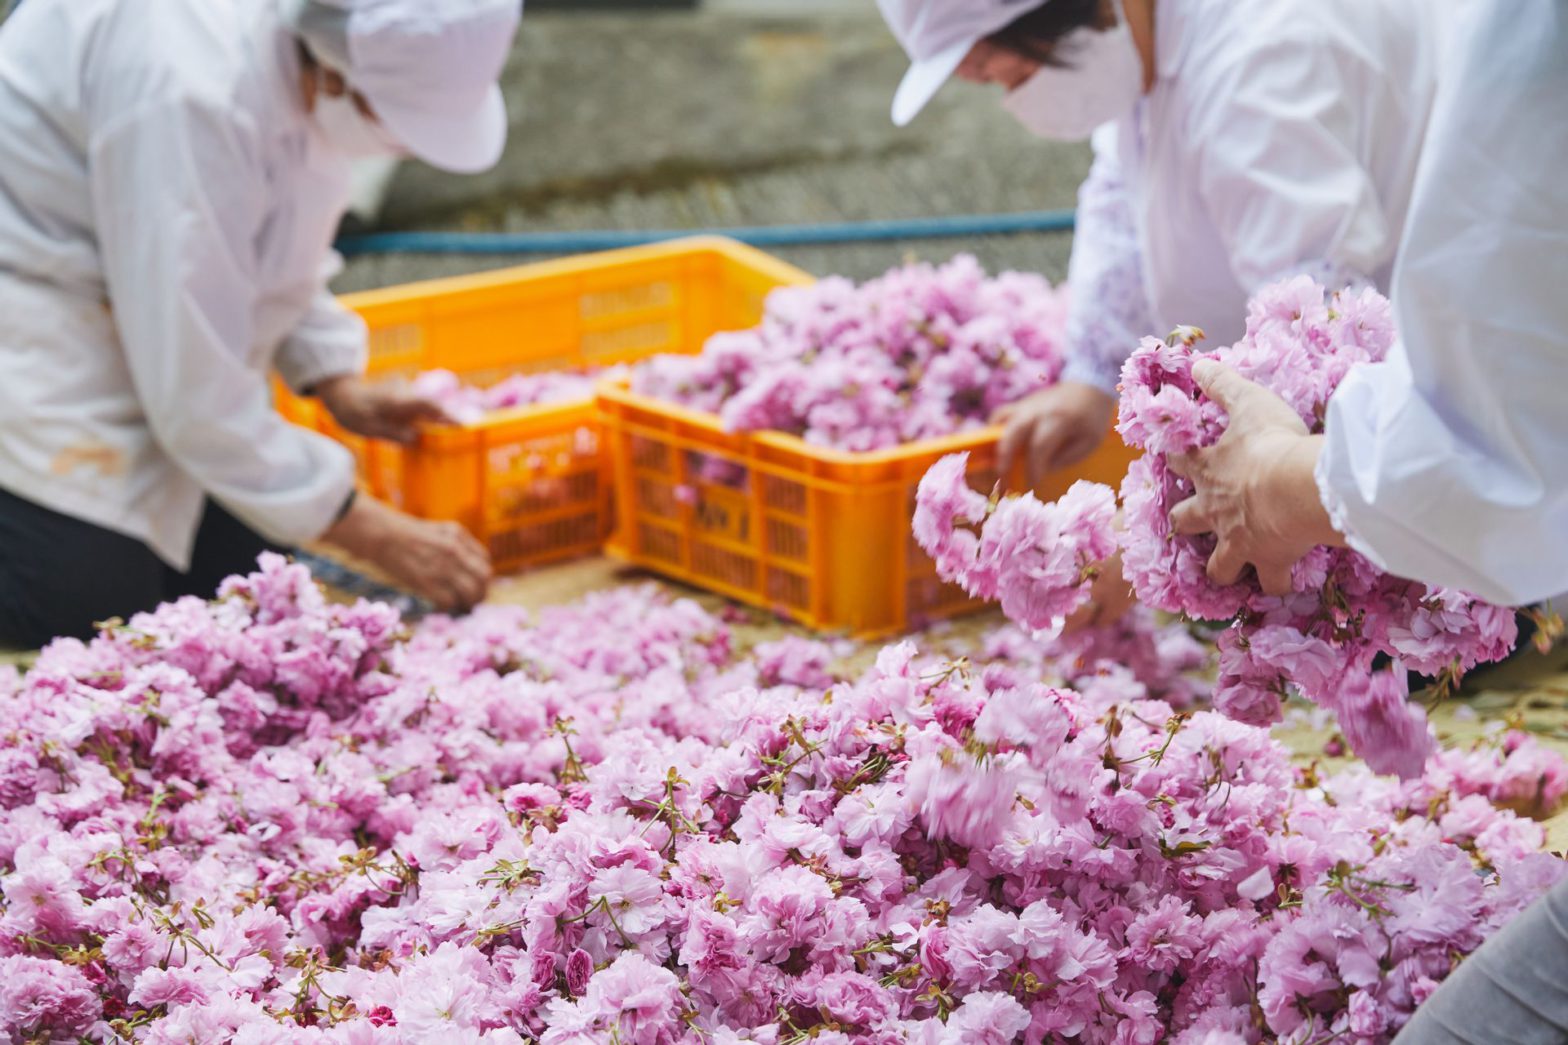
[0,954,101,1040]
[914,459,1117,636]
[924,277,1532,779]
[0,553,1562,1043]
[633,255,1068,453]
[411,366,627,425]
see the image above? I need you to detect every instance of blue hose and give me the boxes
[335,209,1077,257]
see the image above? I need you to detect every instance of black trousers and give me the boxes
[0,485,280,649]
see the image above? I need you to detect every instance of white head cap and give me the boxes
[282,0,523,174]
[876,0,1042,126]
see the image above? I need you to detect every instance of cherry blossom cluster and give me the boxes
[410,366,627,425]
[1115,278,1525,777]
[965,607,1215,713]
[916,277,1529,778]
[631,255,1068,452]
[913,455,1117,635]
[2,556,1564,1043]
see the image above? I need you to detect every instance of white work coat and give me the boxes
[1319,0,1568,607]
[1060,0,1444,392]
[0,0,364,571]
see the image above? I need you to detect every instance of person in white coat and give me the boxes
[877,0,1443,491]
[1167,0,1568,616]
[0,0,519,648]
[1169,2,1568,1037]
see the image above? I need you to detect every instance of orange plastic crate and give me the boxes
[598,382,1139,639]
[274,237,813,572]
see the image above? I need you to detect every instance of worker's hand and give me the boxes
[314,374,456,446]
[1167,361,1340,596]
[994,382,1116,492]
[1060,550,1138,635]
[322,495,491,612]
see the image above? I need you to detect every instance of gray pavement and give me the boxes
[335,3,1090,292]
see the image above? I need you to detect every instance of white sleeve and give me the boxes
[1188,38,1389,295]
[1317,0,1568,607]
[88,96,357,545]
[273,253,369,395]
[1060,123,1158,394]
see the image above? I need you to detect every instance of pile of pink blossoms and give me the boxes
[410,366,626,426]
[631,255,1068,452]
[916,277,1525,778]
[3,556,1566,1043]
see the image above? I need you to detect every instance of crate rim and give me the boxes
[596,379,1010,470]
[338,235,813,313]
[349,236,816,446]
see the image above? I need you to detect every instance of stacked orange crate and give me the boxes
[599,381,1135,638]
[274,237,812,572]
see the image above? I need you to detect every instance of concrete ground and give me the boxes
[334,0,1090,292]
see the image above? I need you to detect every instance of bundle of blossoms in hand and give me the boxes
[410,365,628,425]
[1113,277,1527,777]
[631,254,1068,453]
[916,277,1526,779]
[913,453,1118,635]
[3,556,1566,1044]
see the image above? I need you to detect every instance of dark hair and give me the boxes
[985,0,1108,67]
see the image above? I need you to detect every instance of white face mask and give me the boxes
[999,8,1145,141]
[312,88,404,160]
